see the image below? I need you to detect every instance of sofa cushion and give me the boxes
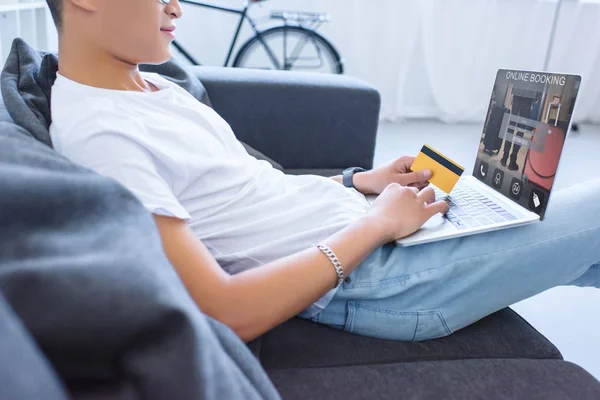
[0,102,13,124]
[0,294,68,400]
[0,120,280,400]
[250,308,561,370]
[0,39,56,146]
[269,359,600,400]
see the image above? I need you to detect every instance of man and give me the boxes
[47,0,600,343]
[501,96,530,171]
[482,87,509,156]
[548,95,562,124]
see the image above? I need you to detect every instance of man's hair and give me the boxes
[46,0,63,31]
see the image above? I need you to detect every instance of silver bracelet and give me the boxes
[314,244,345,288]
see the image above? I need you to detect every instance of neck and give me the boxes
[57,28,155,92]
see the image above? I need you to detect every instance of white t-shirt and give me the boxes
[49,72,370,317]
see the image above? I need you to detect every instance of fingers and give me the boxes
[417,187,436,204]
[401,155,416,164]
[395,155,416,170]
[409,181,430,190]
[423,200,450,219]
[399,169,432,186]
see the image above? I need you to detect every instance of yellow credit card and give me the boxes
[410,145,464,194]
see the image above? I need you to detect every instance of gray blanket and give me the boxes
[0,44,280,400]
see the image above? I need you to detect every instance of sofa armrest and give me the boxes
[190,66,380,170]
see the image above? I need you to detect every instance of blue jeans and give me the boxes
[311,179,600,341]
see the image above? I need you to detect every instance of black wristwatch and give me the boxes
[342,167,366,189]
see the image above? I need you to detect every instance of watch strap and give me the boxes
[343,167,366,189]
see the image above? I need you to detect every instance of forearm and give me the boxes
[219,216,387,342]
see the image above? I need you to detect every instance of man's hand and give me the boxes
[365,184,449,242]
[354,155,432,195]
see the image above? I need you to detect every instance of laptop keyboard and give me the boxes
[433,181,517,230]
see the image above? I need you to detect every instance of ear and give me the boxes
[65,0,100,12]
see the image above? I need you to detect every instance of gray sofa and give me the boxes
[0,41,599,398]
[192,67,600,400]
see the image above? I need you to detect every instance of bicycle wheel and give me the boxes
[233,26,344,74]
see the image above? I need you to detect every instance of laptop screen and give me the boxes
[474,69,581,219]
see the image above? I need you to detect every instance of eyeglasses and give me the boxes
[160,0,171,4]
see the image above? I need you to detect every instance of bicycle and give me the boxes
[171,0,344,74]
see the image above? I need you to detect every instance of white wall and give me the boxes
[175,0,600,124]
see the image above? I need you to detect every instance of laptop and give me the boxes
[369,69,582,247]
